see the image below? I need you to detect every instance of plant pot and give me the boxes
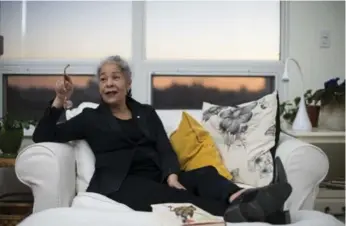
[307,105,320,128]
[318,103,345,131]
[0,127,24,158]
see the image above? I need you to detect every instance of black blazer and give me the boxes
[33,97,181,195]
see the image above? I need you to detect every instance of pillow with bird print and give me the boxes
[201,90,279,187]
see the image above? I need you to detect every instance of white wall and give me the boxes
[287,1,345,101]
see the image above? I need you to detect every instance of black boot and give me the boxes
[272,157,287,184]
[223,182,292,223]
[266,210,291,224]
[268,157,291,224]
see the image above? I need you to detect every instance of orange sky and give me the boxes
[8,76,92,89]
[153,76,265,92]
[8,75,266,92]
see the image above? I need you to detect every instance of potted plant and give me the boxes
[310,78,345,131]
[280,89,320,127]
[0,114,36,158]
[304,89,321,127]
[279,96,301,126]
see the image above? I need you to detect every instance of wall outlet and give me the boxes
[320,30,331,48]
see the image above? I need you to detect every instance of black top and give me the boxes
[32,97,180,195]
[117,117,161,182]
[116,117,143,142]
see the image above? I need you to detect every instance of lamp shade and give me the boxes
[282,57,312,131]
[282,60,290,82]
[292,94,312,131]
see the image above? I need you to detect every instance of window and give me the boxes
[145,1,280,60]
[4,75,99,122]
[1,1,287,126]
[151,74,276,109]
[0,1,132,59]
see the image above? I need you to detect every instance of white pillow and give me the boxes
[66,102,99,193]
[156,110,202,136]
[65,102,99,121]
[201,91,278,187]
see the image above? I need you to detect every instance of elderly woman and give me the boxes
[33,55,292,224]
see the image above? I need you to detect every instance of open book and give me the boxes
[151,203,225,226]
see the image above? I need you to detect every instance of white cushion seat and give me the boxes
[19,200,344,226]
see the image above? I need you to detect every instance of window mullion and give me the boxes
[279,1,290,101]
[131,1,147,103]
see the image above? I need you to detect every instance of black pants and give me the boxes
[107,166,241,216]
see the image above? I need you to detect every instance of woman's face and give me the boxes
[98,62,131,106]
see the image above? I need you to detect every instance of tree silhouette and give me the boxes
[5,79,100,122]
[5,75,275,121]
[152,77,274,109]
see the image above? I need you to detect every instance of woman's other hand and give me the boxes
[167,174,186,190]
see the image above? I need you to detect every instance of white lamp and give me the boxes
[282,57,312,132]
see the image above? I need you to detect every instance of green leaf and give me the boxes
[283,114,291,120]
[311,89,324,102]
[304,89,312,99]
[306,96,313,104]
[294,97,301,106]
[306,89,312,95]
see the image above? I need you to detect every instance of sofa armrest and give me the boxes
[15,142,76,213]
[276,133,329,211]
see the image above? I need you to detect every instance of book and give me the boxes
[151,203,225,226]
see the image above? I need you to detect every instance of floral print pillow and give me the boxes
[201,91,279,187]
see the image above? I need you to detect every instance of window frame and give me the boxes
[0,1,289,121]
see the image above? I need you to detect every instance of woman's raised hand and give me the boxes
[52,64,74,109]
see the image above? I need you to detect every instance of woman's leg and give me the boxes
[179,166,293,223]
[107,174,228,217]
[178,166,242,203]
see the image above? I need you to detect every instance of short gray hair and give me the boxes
[96,55,132,97]
[96,55,132,81]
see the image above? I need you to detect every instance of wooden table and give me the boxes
[0,158,16,168]
[0,157,33,225]
[0,157,32,200]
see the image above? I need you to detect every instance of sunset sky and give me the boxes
[8,76,93,89]
[153,76,266,92]
[8,75,266,92]
[1,1,279,60]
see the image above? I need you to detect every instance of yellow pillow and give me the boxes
[170,112,232,180]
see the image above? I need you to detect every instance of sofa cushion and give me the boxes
[72,140,95,193]
[72,192,133,212]
[170,112,232,180]
[19,208,344,226]
[201,91,279,187]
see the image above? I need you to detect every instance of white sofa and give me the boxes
[14,104,337,226]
